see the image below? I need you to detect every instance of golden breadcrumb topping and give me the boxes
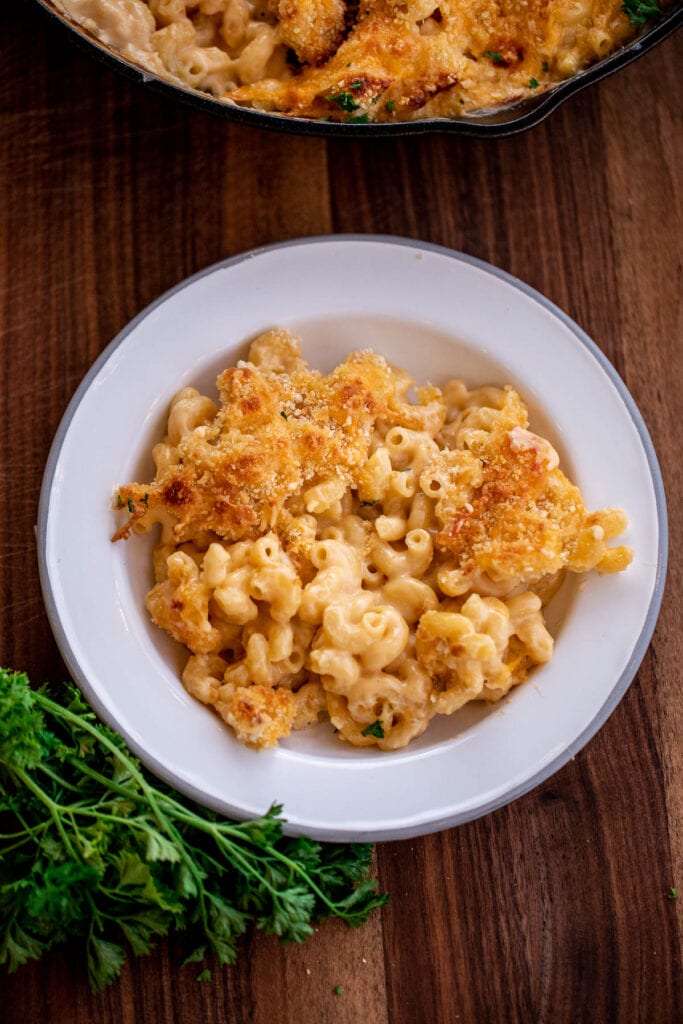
[115,345,394,543]
[435,400,632,580]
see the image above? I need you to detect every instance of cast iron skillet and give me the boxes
[35,0,682,137]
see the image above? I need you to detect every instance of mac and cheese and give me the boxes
[113,329,632,750]
[55,0,650,123]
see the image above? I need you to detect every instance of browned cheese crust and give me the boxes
[115,348,395,544]
[434,388,631,580]
[228,0,635,120]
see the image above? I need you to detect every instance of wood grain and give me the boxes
[2,4,682,1021]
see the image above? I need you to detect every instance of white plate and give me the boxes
[38,236,667,841]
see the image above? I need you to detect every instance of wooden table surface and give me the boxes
[2,4,682,1021]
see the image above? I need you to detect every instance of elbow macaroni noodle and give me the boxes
[54,0,649,123]
[114,329,633,750]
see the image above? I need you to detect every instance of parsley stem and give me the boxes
[62,805,160,833]
[37,761,89,794]
[86,894,105,932]
[0,835,37,855]
[0,784,51,843]
[60,755,157,804]
[9,768,81,860]
[163,808,285,898]
[0,827,37,839]
[176,812,369,920]
[34,692,174,837]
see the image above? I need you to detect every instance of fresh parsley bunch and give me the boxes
[0,669,387,990]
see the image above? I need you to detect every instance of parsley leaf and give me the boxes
[482,50,503,64]
[0,670,45,769]
[0,670,388,990]
[385,100,395,113]
[280,411,288,420]
[326,92,360,112]
[360,721,384,739]
[529,77,540,89]
[622,0,661,25]
[87,937,126,991]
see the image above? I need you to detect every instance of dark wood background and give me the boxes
[2,3,681,1021]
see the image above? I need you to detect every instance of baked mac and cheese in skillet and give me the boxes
[54,0,660,122]
[113,329,632,750]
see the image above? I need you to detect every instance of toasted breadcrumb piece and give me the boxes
[215,682,296,748]
[276,0,347,66]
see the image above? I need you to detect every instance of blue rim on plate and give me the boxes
[37,237,668,840]
[34,0,682,138]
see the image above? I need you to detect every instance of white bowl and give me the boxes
[38,236,667,841]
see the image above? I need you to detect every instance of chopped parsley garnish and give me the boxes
[350,79,363,90]
[333,984,343,996]
[666,886,678,900]
[141,493,149,508]
[349,114,370,124]
[280,410,288,420]
[622,0,661,25]
[116,493,124,508]
[0,669,388,990]
[529,77,540,89]
[326,92,360,112]
[482,50,503,64]
[385,99,395,113]
[126,497,135,514]
[361,721,384,739]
